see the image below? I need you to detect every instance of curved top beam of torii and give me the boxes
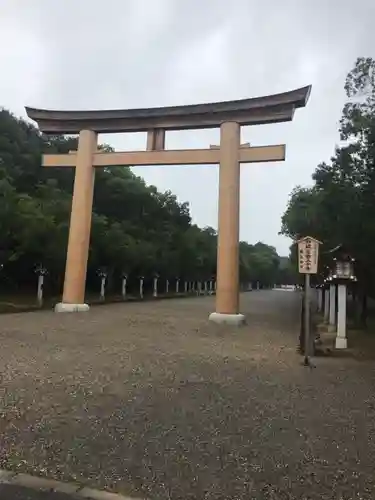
[25,85,311,135]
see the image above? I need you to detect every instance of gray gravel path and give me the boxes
[0,485,75,500]
[1,291,374,499]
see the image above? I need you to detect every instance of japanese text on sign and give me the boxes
[298,237,319,274]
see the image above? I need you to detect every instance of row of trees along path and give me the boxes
[0,109,296,306]
[281,57,375,326]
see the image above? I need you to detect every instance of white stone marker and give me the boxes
[121,275,127,299]
[100,275,106,301]
[329,284,336,327]
[37,274,44,306]
[335,283,348,349]
[324,288,330,322]
[317,288,323,312]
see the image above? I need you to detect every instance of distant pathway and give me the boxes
[1,291,374,499]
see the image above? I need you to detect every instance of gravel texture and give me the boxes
[0,484,76,500]
[1,291,375,499]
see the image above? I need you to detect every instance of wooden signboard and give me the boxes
[297,236,322,366]
[297,236,321,274]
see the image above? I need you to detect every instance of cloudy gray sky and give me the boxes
[1,0,374,255]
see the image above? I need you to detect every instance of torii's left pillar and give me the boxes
[55,130,97,312]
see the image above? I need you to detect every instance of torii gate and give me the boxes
[26,85,311,324]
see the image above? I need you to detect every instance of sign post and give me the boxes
[297,236,322,366]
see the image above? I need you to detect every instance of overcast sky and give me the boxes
[1,0,374,255]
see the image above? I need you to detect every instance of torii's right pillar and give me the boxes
[209,121,245,325]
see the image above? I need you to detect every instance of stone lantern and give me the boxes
[139,275,144,299]
[35,263,48,306]
[97,267,108,301]
[121,271,128,300]
[153,272,159,298]
[326,245,356,348]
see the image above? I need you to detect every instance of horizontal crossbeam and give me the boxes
[43,144,286,168]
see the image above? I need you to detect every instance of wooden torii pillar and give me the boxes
[26,85,311,323]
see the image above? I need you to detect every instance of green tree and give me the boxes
[0,107,286,298]
[281,57,375,323]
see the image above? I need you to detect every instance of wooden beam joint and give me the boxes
[210,142,250,150]
[147,129,165,151]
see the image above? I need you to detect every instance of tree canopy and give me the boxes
[0,109,286,296]
[281,57,375,311]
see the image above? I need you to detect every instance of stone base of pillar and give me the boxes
[208,312,246,326]
[55,303,90,313]
[335,337,347,349]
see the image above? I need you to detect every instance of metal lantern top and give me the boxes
[97,267,108,278]
[34,263,48,276]
[325,244,357,283]
[330,257,357,282]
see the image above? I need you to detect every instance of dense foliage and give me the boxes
[281,57,375,320]
[0,109,287,297]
